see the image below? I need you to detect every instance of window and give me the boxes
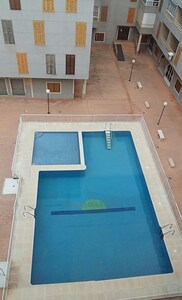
[33,21,45,45]
[46,54,56,74]
[127,8,136,24]
[9,0,21,10]
[1,20,15,44]
[11,79,25,95]
[93,6,100,22]
[94,32,105,42]
[66,0,77,13]
[174,79,181,94]
[76,22,87,47]
[100,6,108,22]
[0,79,8,95]
[43,0,54,12]
[167,0,177,17]
[47,82,61,93]
[66,55,75,75]
[16,53,29,74]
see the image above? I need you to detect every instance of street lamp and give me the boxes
[129,59,136,81]
[46,89,50,114]
[157,102,167,125]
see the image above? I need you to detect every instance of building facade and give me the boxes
[151,0,182,103]
[0,0,94,99]
[92,0,182,104]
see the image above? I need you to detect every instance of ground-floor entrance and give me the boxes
[117,26,130,40]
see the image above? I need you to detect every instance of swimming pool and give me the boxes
[31,131,172,285]
[32,132,80,165]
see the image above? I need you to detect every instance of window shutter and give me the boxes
[66,55,75,75]
[1,20,15,44]
[47,82,61,93]
[43,0,54,12]
[76,22,87,47]
[7,21,15,44]
[16,53,29,74]
[9,0,21,10]
[94,33,105,42]
[100,6,108,22]
[46,54,56,74]
[156,22,162,39]
[127,7,135,24]
[33,21,45,45]
[173,46,182,66]
[66,0,77,13]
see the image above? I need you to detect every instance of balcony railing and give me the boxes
[143,0,159,7]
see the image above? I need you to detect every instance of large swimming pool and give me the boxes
[31,131,172,285]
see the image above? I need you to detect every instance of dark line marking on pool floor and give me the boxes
[51,207,136,216]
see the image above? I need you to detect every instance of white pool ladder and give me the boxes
[160,223,175,239]
[23,205,36,218]
[105,123,112,150]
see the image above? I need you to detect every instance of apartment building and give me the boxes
[92,0,182,103]
[93,0,139,44]
[0,0,94,99]
[151,0,182,103]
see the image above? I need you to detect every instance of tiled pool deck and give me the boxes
[2,114,182,300]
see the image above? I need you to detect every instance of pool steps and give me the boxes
[105,123,112,150]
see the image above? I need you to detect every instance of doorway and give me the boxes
[117,26,130,40]
[164,64,173,86]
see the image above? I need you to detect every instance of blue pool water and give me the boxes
[32,132,80,165]
[31,131,173,285]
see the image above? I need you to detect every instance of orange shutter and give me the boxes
[127,8,135,24]
[76,22,87,47]
[43,0,54,12]
[33,21,45,45]
[100,6,108,22]
[156,22,162,39]
[66,0,77,13]
[16,53,29,74]
[173,47,182,66]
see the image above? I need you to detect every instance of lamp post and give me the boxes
[46,89,50,114]
[129,59,136,81]
[157,102,167,125]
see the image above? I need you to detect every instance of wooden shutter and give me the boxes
[100,6,108,22]
[47,82,61,93]
[46,54,56,74]
[16,53,29,74]
[66,55,75,75]
[33,21,45,45]
[156,22,162,39]
[173,47,182,66]
[66,0,77,13]
[1,20,15,44]
[127,8,135,24]
[43,0,54,12]
[76,22,87,47]
[94,33,105,42]
[9,0,21,10]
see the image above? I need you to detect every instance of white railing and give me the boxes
[20,113,142,123]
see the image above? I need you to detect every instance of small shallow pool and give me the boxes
[32,132,80,165]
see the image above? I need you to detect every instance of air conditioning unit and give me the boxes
[168,52,174,61]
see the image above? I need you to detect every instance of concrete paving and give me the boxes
[0,44,182,300]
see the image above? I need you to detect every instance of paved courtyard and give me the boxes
[0,44,182,300]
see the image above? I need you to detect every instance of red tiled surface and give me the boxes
[0,44,182,300]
